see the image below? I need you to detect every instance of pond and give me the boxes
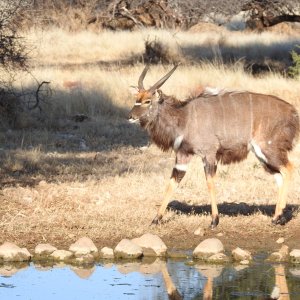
[1,256,300,299]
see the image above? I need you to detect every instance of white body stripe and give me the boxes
[250,140,268,163]
[175,164,187,171]
[173,135,184,151]
[274,173,283,187]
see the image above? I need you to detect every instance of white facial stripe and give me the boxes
[274,173,283,187]
[175,164,187,172]
[173,135,184,151]
[128,118,139,124]
[134,102,142,106]
[250,140,268,163]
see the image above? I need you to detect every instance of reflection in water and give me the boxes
[0,258,300,299]
[270,264,290,300]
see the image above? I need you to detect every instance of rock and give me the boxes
[194,227,205,236]
[100,247,114,259]
[216,233,224,237]
[69,237,98,257]
[206,253,229,263]
[131,233,167,257]
[0,242,31,262]
[240,260,250,265]
[232,247,252,262]
[114,239,143,259]
[289,268,300,277]
[34,244,57,256]
[51,250,73,261]
[276,237,285,244]
[290,249,300,264]
[74,254,95,264]
[267,245,289,262]
[193,238,224,259]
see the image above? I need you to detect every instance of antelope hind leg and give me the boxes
[272,161,293,225]
[203,159,219,229]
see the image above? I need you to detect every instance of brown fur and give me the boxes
[129,67,300,226]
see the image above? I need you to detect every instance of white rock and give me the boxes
[289,268,300,277]
[240,260,250,265]
[34,244,57,256]
[0,242,31,262]
[232,247,252,261]
[69,237,98,256]
[194,227,205,236]
[131,233,167,256]
[74,254,95,264]
[114,239,143,259]
[276,237,285,244]
[193,238,224,259]
[51,250,73,261]
[100,247,114,259]
[290,249,300,263]
[207,253,229,263]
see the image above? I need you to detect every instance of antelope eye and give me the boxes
[143,100,151,105]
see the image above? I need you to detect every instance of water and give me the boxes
[1,257,300,299]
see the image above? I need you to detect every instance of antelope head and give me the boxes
[128,65,178,126]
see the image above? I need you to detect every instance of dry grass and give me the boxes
[1,28,300,252]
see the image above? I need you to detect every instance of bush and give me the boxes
[288,46,300,78]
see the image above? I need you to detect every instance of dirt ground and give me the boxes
[1,135,300,255]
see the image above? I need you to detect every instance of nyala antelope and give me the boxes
[128,65,299,229]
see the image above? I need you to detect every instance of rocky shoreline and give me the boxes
[1,234,300,266]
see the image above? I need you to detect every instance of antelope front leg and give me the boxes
[151,152,191,225]
[204,158,219,229]
[272,161,293,225]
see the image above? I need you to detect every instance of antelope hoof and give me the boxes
[210,215,219,229]
[151,215,162,225]
[272,214,287,226]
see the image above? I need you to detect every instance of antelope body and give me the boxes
[128,65,299,228]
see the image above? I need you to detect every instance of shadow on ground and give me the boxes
[168,200,299,223]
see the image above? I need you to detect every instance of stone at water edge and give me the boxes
[193,238,224,259]
[267,245,289,262]
[0,242,31,262]
[100,247,114,259]
[206,253,229,263]
[51,250,74,261]
[289,249,300,264]
[131,233,167,256]
[34,244,57,256]
[114,239,143,259]
[240,260,250,265]
[232,247,252,262]
[69,237,98,257]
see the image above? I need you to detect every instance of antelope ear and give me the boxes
[129,86,139,95]
[155,89,164,103]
